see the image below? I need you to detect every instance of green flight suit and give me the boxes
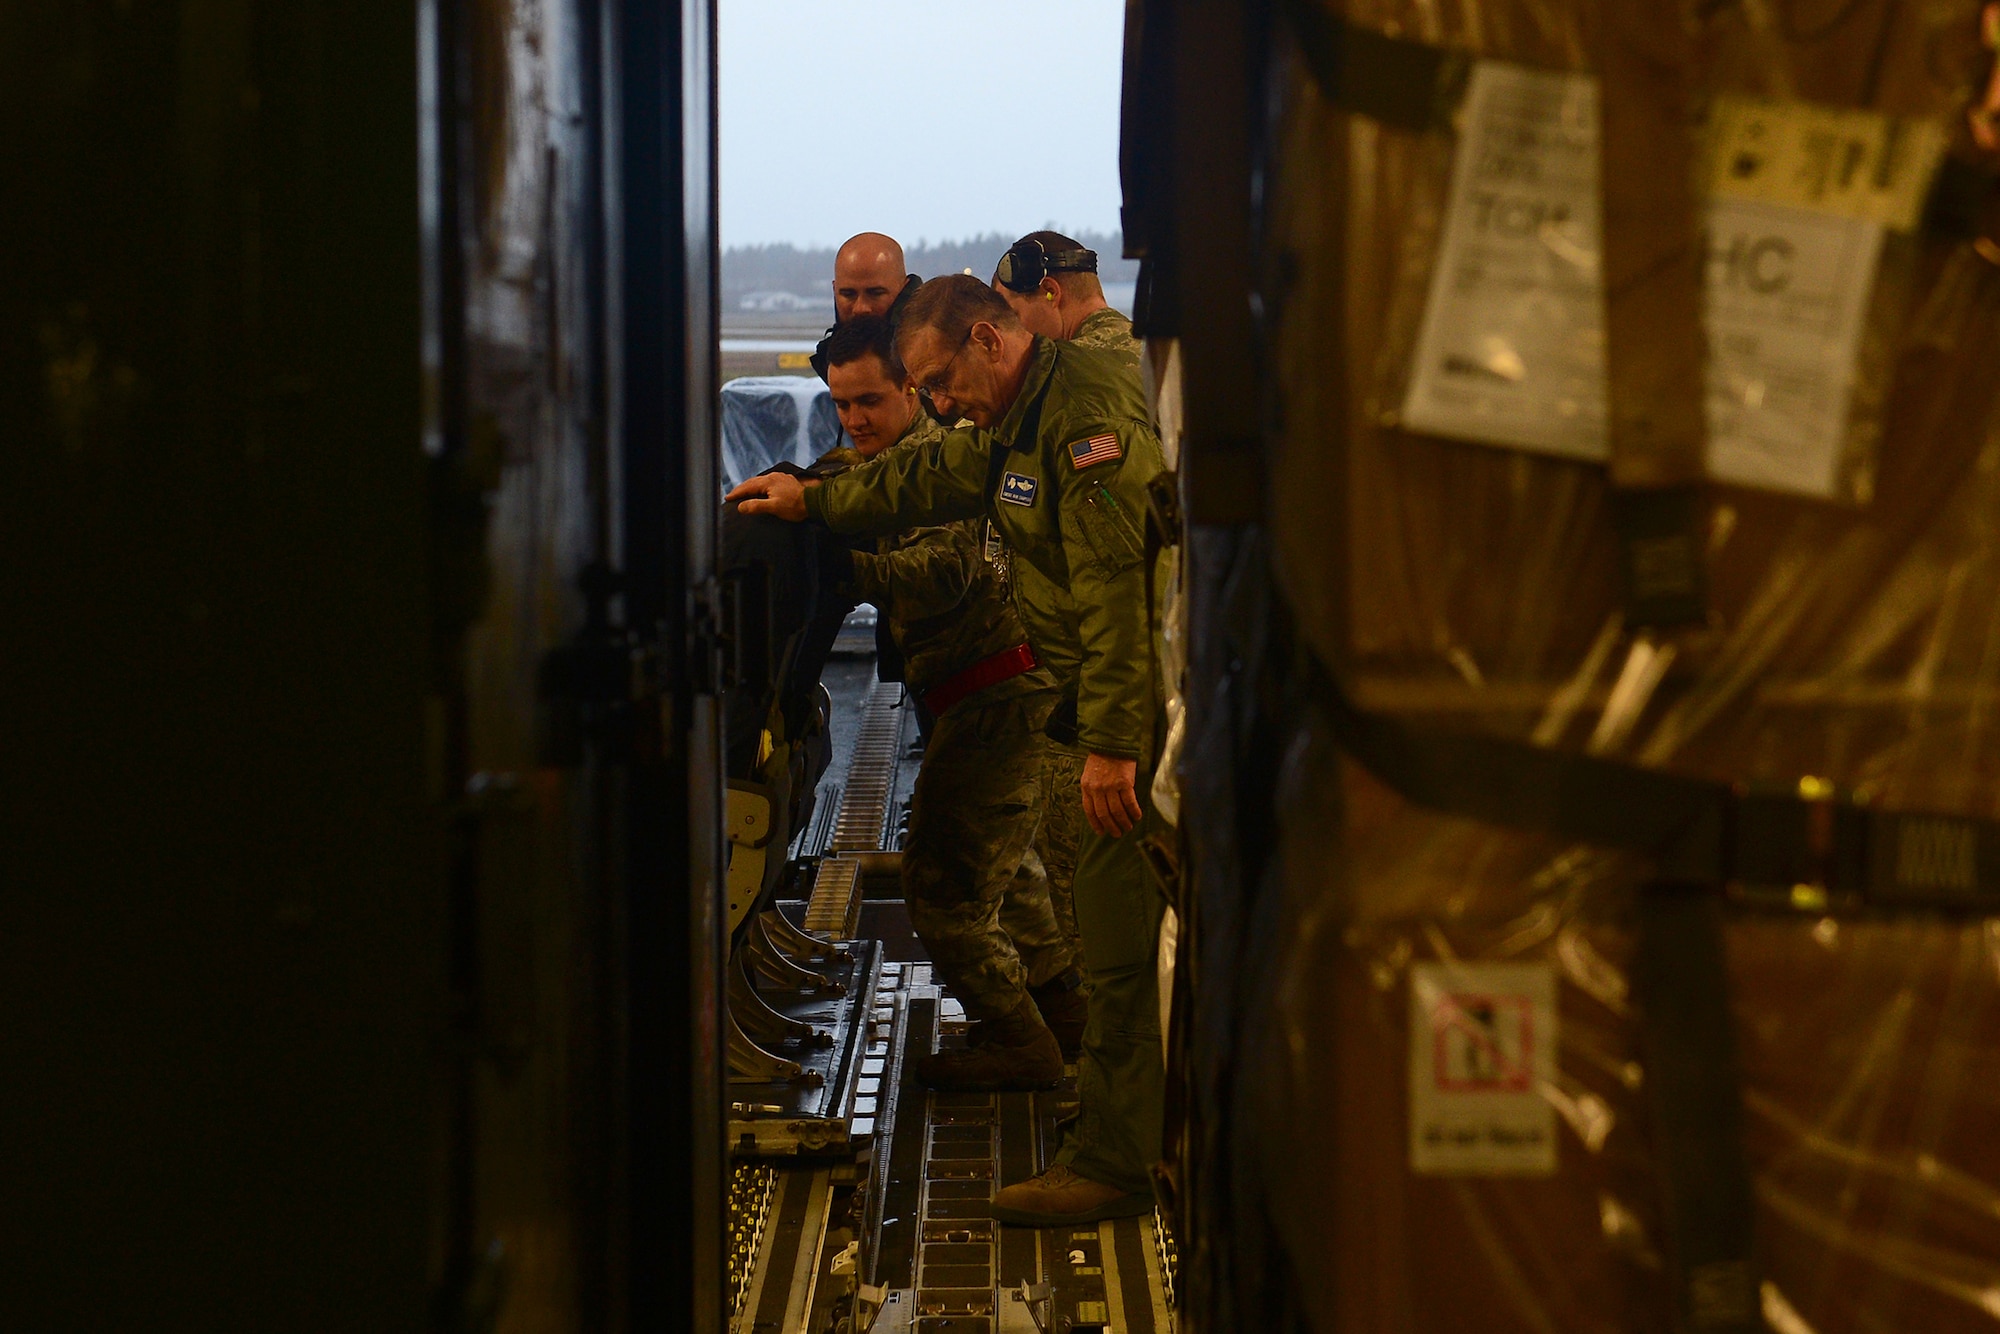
[1021,304,1138,975]
[1024,306,1152,964]
[815,415,1072,1024]
[807,337,1168,1192]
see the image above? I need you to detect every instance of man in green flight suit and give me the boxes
[729,276,1168,1226]
[814,316,1086,1091]
[990,231,1143,980]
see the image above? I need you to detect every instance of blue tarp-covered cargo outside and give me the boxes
[720,376,843,489]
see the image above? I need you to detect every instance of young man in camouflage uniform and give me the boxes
[990,231,1143,976]
[730,277,1169,1226]
[816,316,1087,1091]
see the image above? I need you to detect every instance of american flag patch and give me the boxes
[1068,433,1122,470]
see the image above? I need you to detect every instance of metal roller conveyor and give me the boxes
[727,650,1175,1329]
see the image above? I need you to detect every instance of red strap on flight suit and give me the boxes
[922,643,1039,717]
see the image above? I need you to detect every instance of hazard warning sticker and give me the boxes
[1408,961,1558,1175]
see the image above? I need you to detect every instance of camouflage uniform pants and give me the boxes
[903,689,1075,1023]
[1036,742,1090,977]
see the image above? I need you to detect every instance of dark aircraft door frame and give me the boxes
[424,0,726,1326]
[4,0,722,1323]
[603,0,727,1328]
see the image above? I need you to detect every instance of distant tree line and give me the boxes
[722,230,1137,308]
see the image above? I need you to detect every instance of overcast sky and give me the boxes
[718,1,1127,249]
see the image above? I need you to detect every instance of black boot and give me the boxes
[969,967,1086,1060]
[1029,968,1087,1059]
[915,996,1063,1092]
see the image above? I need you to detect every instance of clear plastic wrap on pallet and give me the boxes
[1254,0,2000,1329]
[719,375,843,489]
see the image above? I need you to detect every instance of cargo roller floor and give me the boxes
[864,986,1176,1334]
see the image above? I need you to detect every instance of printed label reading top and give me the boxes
[1400,61,1939,500]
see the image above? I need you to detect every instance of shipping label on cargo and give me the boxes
[1706,95,1946,231]
[1403,63,1937,500]
[1704,198,1885,496]
[1401,62,1609,462]
[1408,961,1558,1175]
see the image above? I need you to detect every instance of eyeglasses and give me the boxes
[914,327,975,413]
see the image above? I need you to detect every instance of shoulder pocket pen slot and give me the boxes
[1078,483,1144,577]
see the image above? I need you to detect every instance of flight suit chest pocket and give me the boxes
[1077,481,1144,578]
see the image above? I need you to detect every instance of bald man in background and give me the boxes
[811,231,920,378]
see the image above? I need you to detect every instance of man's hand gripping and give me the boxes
[726,471,814,521]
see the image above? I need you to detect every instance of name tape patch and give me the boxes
[1068,433,1122,470]
[999,471,1039,506]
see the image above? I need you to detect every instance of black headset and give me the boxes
[995,238,1098,293]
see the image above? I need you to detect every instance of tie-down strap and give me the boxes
[1315,658,2000,913]
[1312,653,1992,1331]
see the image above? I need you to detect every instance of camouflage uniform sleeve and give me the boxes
[804,427,990,536]
[849,521,982,621]
[1071,308,1142,365]
[1054,417,1164,760]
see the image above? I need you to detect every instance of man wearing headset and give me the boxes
[813,315,1087,1091]
[728,275,1168,1228]
[992,230,1141,362]
[988,233,1142,982]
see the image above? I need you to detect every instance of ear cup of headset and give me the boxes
[998,239,1098,293]
[1001,240,1047,293]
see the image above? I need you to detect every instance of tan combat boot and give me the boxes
[989,1163,1153,1226]
[913,995,1063,1092]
